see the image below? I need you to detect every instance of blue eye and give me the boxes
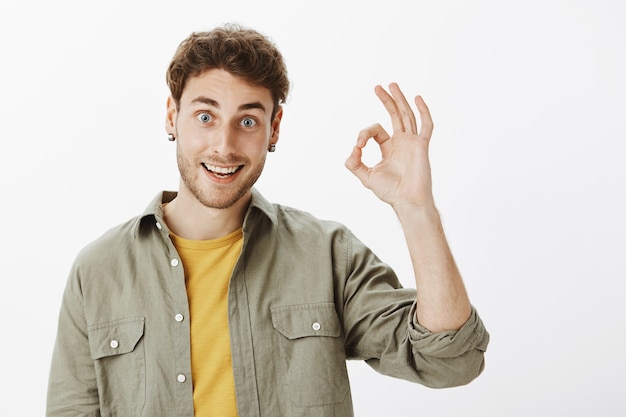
[240,117,256,128]
[197,113,212,123]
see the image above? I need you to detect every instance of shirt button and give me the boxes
[156,222,163,230]
[312,322,321,331]
[110,340,119,349]
[177,374,186,383]
[171,259,179,267]
[175,314,184,322]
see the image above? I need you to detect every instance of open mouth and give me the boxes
[202,163,243,178]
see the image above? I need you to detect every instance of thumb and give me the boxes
[345,146,370,186]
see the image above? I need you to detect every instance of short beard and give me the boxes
[177,151,266,210]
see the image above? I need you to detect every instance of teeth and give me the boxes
[203,164,240,175]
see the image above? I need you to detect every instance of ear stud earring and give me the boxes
[268,144,276,152]
[167,133,175,142]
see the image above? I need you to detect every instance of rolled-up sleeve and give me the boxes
[341,230,489,389]
[406,304,489,387]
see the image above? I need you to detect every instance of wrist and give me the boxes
[392,199,438,220]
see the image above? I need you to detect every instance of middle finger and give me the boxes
[374,84,406,134]
[388,82,418,134]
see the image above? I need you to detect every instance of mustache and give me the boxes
[200,154,248,166]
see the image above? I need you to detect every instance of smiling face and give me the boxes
[166,69,282,210]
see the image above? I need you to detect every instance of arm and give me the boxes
[47,275,100,416]
[345,83,471,332]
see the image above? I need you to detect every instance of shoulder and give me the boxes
[274,203,350,237]
[249,188,349,236]
[73,214,145,268]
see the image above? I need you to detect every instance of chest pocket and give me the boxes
[88,317,146,415]
[271,303,349,408]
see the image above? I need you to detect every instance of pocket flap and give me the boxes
[88,317,145,360]
[271,303,341,339]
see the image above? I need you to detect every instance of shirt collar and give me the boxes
[248,188,278,225]
[131,188,277,238]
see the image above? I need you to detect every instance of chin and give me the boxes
[197,187,251,210]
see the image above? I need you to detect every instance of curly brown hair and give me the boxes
[166,24,290,118]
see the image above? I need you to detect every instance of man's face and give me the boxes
[166,69,282,210]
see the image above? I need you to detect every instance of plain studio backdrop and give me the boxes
[1,0,625,415]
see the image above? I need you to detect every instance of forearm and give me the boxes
[345,85,473,332]
[394,202,471,332]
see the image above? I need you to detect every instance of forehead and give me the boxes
[181,69,273,110]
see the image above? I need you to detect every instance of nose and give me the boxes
[211,123,237,155]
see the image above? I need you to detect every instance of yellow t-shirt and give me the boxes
[170,228,243,417]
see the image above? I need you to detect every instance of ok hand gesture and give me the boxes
[345,83,435,210]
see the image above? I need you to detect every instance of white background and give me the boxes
[1,0,625,415]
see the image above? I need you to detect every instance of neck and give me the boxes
[163,190,250,240]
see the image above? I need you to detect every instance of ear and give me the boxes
[165,96,177,135]
[270,106,283,146]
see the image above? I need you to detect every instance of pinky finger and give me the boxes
[414,95,434,139]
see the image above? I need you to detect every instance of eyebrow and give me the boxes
[191,96,267,113]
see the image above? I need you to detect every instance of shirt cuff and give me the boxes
[407,303,489,359]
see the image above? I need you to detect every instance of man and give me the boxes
[47,25,489,416]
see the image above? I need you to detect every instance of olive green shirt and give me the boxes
[47,190,489,417]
